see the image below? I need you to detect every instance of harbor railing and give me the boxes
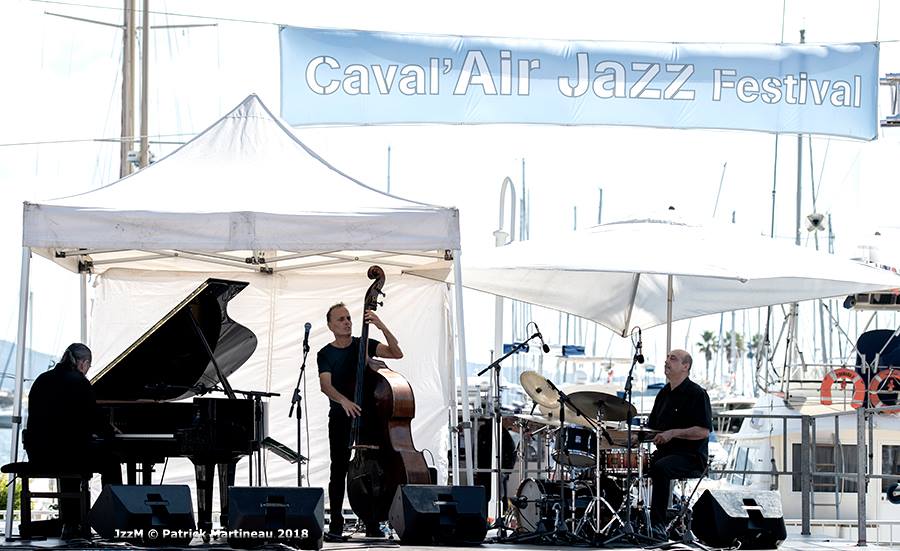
[714,404,900,547]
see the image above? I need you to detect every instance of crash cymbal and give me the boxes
[520,371,560,408]
[512,413,553,431]
[566,390,637,423]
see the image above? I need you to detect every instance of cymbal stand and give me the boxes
[605,331,656,546]
[515,419,526,484]
[477,335,541,538]
[543,380,602,544]
[553,391,568,537]
[575,404,624,542]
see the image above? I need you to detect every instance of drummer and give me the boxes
[646,349,712,540]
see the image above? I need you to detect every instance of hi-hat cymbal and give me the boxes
[566,390,637,423]
[539,402,594,428]
[512,413,553,431]
[520,371,560,408]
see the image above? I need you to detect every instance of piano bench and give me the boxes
[1,462,92,541]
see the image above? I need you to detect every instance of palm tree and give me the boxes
[722,331,746,365]
[696,330,718,381]
[747,333,764,360]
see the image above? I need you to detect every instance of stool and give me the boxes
[666,464,711,546]
[1,461,92,541]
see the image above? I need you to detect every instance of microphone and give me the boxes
[635,327,645,364]
[533,324,551,353]
[510,496,530,509]
[303,322,312,353]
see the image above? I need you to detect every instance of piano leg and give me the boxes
[217,461,237,528]
[195,463,214,534]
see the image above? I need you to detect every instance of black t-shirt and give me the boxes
[317,336,380,417]
[24,364,98,463]
[647,378,713,464]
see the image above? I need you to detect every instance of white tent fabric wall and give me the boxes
[89,268,452,511]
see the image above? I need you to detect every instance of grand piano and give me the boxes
[90,278,262,533]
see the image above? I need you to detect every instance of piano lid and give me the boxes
[91,278,258,402]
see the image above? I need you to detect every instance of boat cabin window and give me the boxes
[883,445,900,491]
[728,446,758,486]
[791,444,858,493]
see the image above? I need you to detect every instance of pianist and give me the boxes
[24,343,122,538]
[317,303,403,540]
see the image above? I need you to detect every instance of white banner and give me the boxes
[280,27,879,139]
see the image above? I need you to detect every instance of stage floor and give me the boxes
[0,533,885,551]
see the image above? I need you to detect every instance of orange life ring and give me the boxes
[820,367,865,408]
[868,368,900,409]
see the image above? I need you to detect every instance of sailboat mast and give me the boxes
[139,0,150,168]
[785,28,806,395]
[120,0,135,178]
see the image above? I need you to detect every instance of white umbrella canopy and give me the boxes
[406,217,900,337]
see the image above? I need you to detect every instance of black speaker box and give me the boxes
[389,485,487,545]
[692,489,787,549]
[88,485,195,546]
[227,486,324,550]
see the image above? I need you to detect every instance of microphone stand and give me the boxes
[289,337,311,486]
[477,333,541,539]
[605,339,656,546]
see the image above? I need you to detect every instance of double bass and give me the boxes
[346,266,430,524]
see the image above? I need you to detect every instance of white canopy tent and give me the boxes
[407,217,900,348]
[9,95,475,533]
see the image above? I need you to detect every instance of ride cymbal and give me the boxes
[566,390,637,423]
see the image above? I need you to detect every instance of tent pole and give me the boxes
[448,337,460,484]
[5,248,32,538]
[452,250,475,485]
[666,274,673,353]
[79,273,88,343]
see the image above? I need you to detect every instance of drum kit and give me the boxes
[504,370,660,545]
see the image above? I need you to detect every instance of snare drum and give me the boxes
[551,426,596,467]
[602,449,649,475]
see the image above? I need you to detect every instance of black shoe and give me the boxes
[365,524,385,538]
[324,531,348,543]
[60,523,88,541]
[649,524,669,542]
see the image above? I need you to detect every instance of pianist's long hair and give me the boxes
[57,342,91,371]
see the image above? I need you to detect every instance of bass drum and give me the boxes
[514,478,593,534]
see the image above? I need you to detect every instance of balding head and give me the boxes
[664,349,692,386]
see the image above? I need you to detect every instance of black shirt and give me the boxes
[647,377,713,464]
[24,364,98,463]
[317,337,380,417]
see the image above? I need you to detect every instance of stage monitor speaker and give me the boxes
[692,489,787,549]
[88,484,195,546]
[389,485,487,545]
[227,486,324,550]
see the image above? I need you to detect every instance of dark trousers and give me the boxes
[648,453,703,527]
[57,447,123,530]
[327,414,352,531]
[327,414,380,533]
